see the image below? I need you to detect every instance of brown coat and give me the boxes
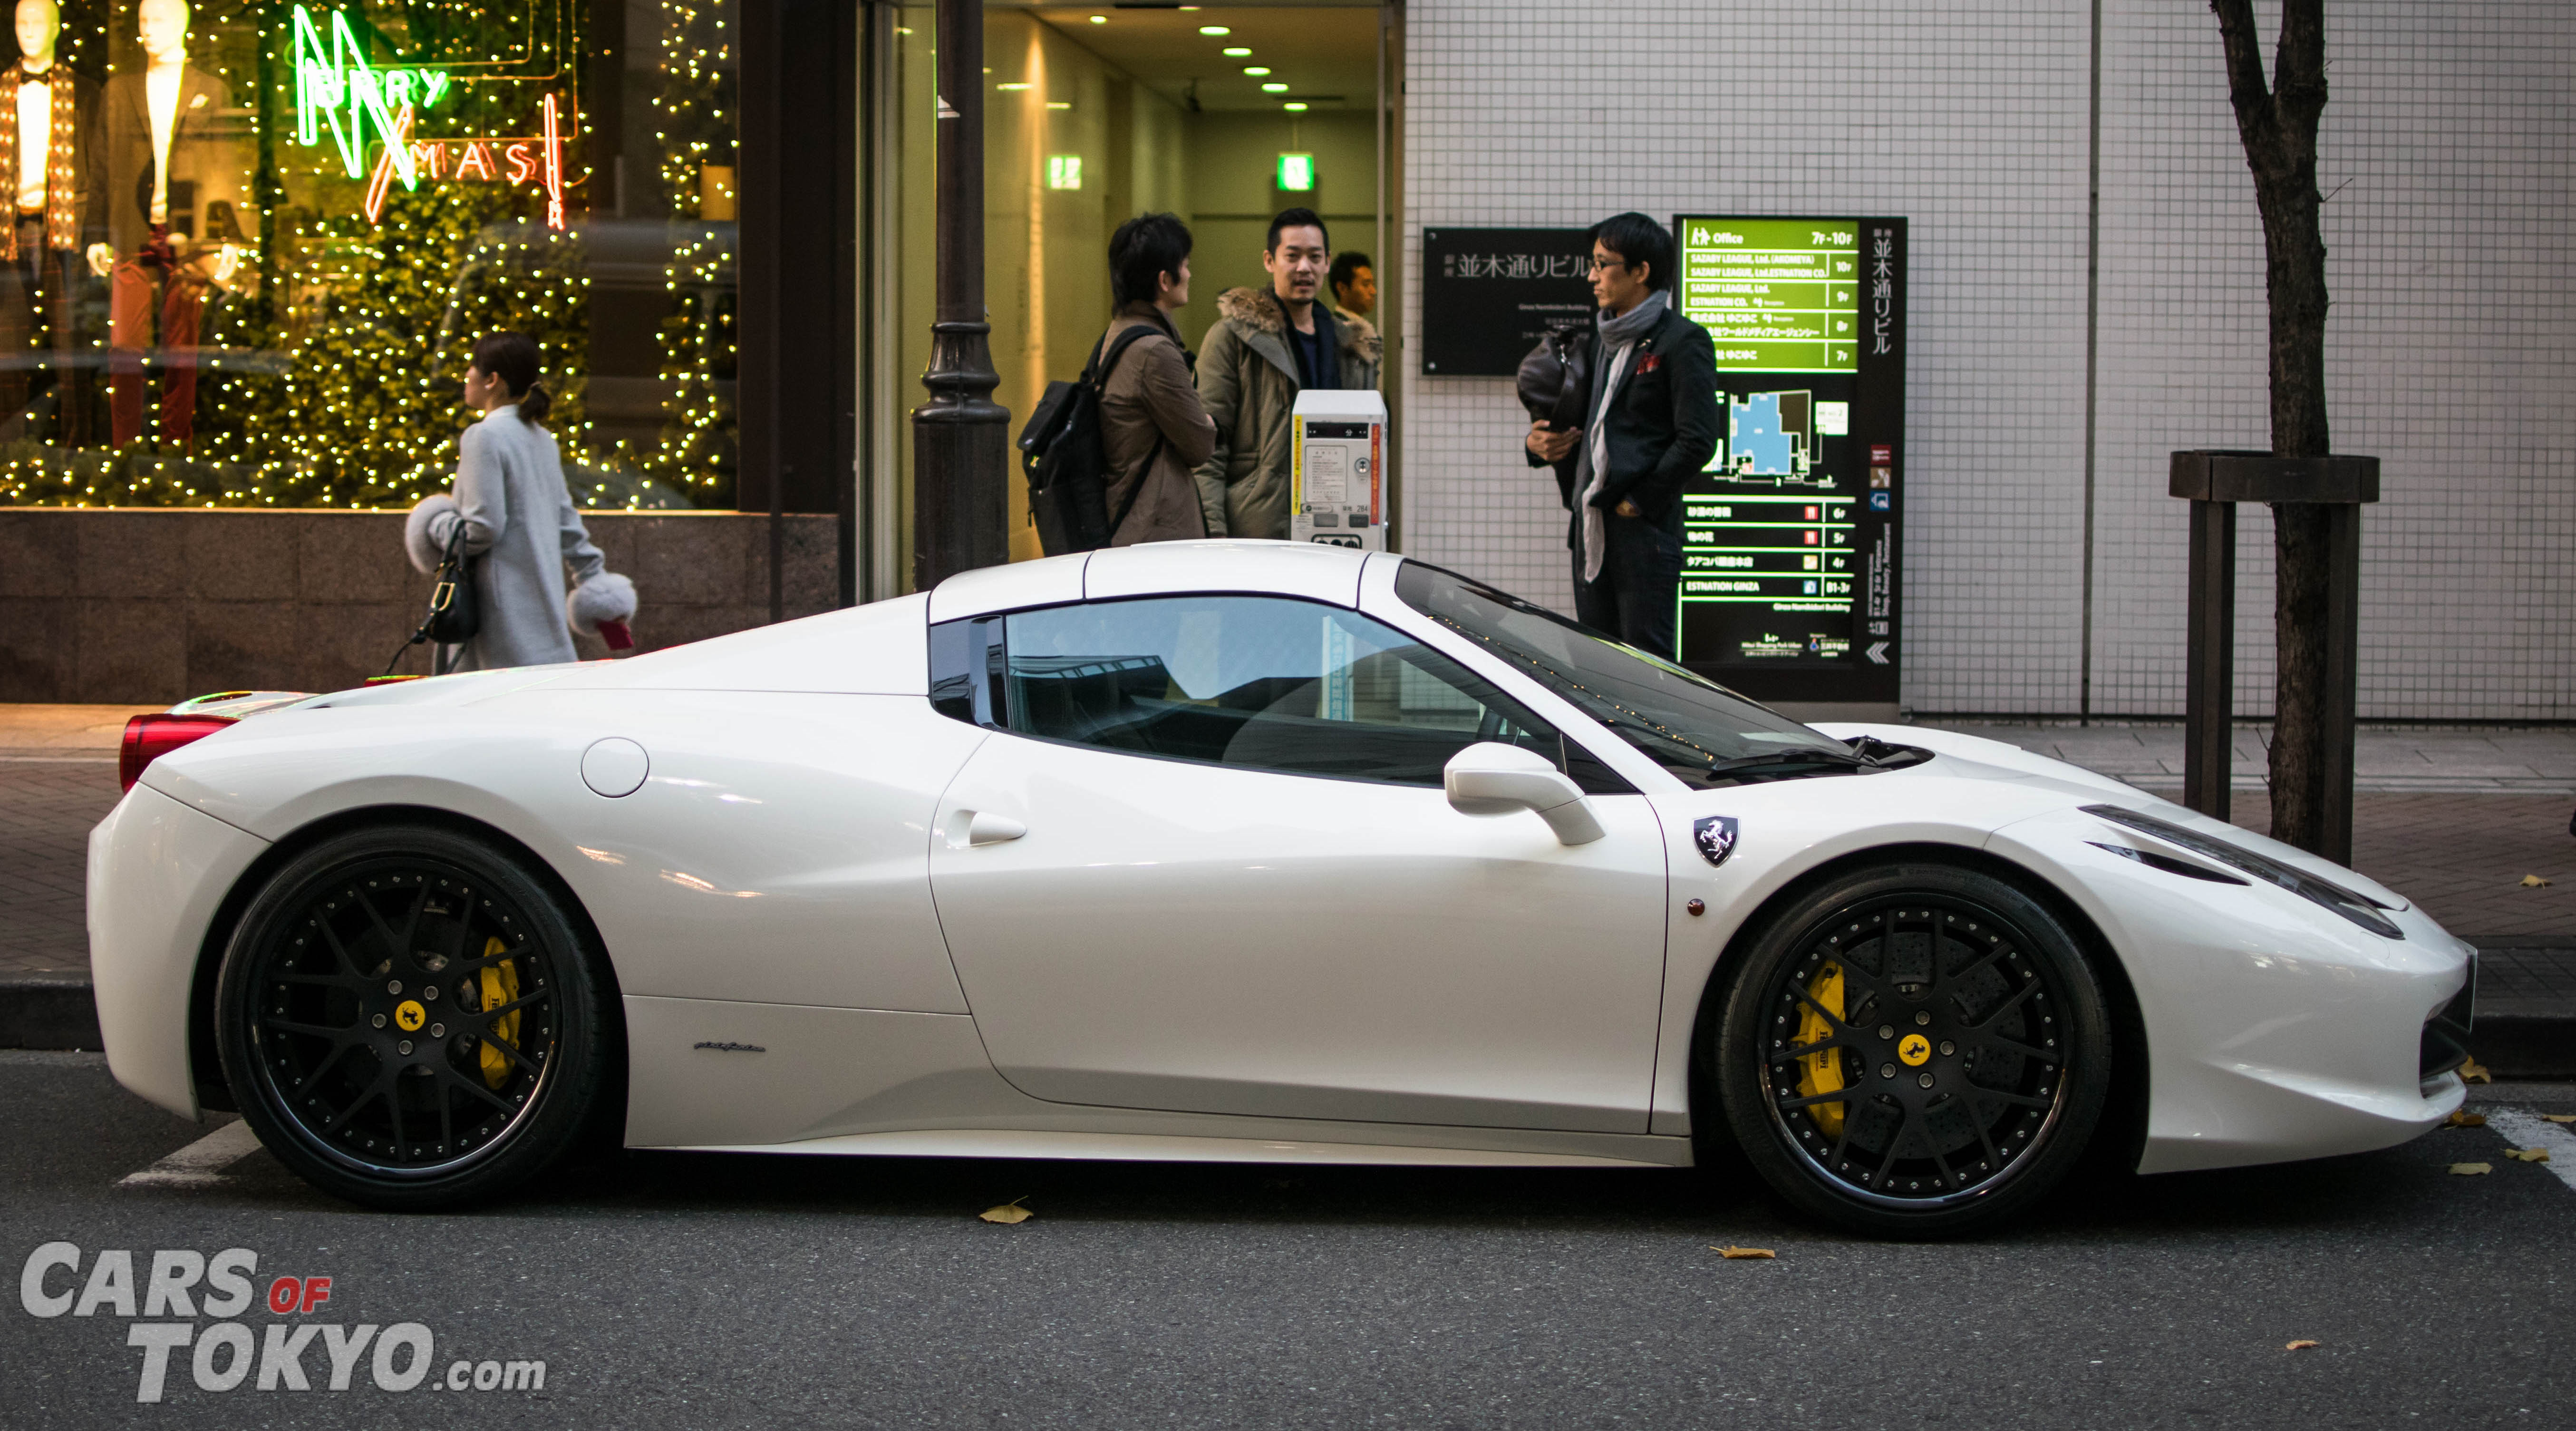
[1098,303,1216,545]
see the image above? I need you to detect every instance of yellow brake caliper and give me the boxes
[476,935,522,1090]
[1792,961,1847,1139]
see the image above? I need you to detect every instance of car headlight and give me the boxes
[2081,804,2404,940]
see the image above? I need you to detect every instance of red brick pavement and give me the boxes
[2228,793,2576,939]
[3,765,2568,975]
[0,757,117,974]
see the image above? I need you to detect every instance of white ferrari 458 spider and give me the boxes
[90,541,2476,1234]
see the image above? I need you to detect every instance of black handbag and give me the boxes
[383,519,480,676]
[1517,323,1594,430]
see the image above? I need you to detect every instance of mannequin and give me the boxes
[0,0,101,440]
[96,0,242,447]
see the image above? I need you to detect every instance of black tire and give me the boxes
[1711,861,2112,1237]
[213,824,609,1210]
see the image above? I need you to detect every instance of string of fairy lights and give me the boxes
[0,0,738,511]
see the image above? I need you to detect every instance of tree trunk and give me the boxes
[2211,0,2335,852]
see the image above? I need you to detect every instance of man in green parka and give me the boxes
[1191,207,1382,539]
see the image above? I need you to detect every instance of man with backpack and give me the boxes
[1018,213,1214,551]
[1191,207,1382,540]
[1097,213,1215,545]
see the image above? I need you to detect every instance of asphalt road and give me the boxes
[6,1052,2573,1430]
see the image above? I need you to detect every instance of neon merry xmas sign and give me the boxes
[289,6,567,229]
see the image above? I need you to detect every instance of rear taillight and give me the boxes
[119,715,236,793]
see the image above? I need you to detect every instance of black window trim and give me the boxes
[926,592,1640,796]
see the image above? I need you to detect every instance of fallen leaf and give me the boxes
[2520,874,2552,888]
[2445,1110,2487,1128]
[2505,1148,2552,1164]
[2450,1162,2493,1176]
[1710,1245,1777,1260]
[2285,1340,2320,1351]
[978,1197,1034,1225]
[2460,1057,2492,1084]
[2543,1114,2576,1125]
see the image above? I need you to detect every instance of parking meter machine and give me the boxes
[1289,389,1387,550]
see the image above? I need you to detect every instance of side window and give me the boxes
[956,595,1578,788]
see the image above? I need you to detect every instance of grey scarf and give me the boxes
[1575,290,1670,582]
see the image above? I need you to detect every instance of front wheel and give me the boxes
[1711,862,2112,1237]
[213,824,610,1210]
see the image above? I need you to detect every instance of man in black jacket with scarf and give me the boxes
[1525,212,1718,659]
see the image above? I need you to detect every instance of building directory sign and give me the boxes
[1671,215,1906,708]
[1417,227,1595,377]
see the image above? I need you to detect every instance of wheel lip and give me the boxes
[234,852,563,1183]
[1752,889,2078,1215]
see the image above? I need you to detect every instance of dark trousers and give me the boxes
[0,215,84,442]
[109,251,207,447]
[1572,511,1682,659]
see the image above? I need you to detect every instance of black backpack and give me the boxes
[1017,324,1170,556]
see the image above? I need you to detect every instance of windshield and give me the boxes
[1395,560,1861,788]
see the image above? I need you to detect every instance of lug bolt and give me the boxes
[1879,1063,1897,1080]
[387,980,403,995]
[1915,1011,1931,1026]
[423,985,438,1001]
[430,1023,445,1037]
[1918,1072,1934,1089]
[371,1013,387,1029]
[397,1040,413,1055]
[1878,1024,1895,1040]
[1939,1041,1956,1056]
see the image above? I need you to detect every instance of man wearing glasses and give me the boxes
[1524,213,1718,659]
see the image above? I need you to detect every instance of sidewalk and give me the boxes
[7,707,2570,1070]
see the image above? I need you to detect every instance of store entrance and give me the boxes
[867,1,1395,580]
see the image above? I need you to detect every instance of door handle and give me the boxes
[961,810,1027,847]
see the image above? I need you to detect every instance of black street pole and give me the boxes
[911,0,1009,591]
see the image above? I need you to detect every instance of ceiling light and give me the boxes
[1222,46,1250,56]
[1282,102,1308,111]
[1242,66,1270,76]
[1260,82,1287,92]
[997,82,1030,91]
[1046,100,1070,109]
[1088,13,1105,21]
[1198,25,1230,36]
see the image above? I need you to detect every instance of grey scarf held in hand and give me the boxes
[1575,289,1671,584]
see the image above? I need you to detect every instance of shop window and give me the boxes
[0,0,737,510]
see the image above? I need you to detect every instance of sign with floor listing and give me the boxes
[1670,215,1906,709]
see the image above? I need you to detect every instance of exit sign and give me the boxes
[1046,155,1082,190]
[1275,152,1315,192]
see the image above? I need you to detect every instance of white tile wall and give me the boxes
[1401,0,2574,720]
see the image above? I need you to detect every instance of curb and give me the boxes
[0,973,103,1051]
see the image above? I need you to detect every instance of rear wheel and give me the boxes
[213,824,608,1210]
[1712,862,2111,1236]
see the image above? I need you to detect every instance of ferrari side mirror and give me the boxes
[1443,741,1606,846]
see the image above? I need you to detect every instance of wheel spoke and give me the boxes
[1965,976,2042,1031]
[289,1040,358,1095]
[1776,1089,1856,1111]
[395,880,433,963]
[473,990,552,1022]
[1768,1036,1852,1066]
[474,1031,542,1076]
[1968,1031,2056,1063]
[263,1016,358,1042]
[452,944,533,974]
[315,916,363,979]
[1968,1087,2056,1110]
[1788,988,1858,1038]
[437,1064,516,1113]
[384,1069,407,1149]
[1936,942,2008,1001]
[1969,1102,2008,1170]
[1924,1119,1962,1189]
[320,1070,390,1133]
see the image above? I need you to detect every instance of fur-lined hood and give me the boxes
[1214,285,1380,366]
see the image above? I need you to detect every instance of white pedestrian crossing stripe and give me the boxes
[118,1119,264,1188]
[2485,1109,2576,1194]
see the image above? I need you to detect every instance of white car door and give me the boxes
[926,591,1669,1133]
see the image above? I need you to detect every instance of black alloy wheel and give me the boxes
[214,824,609,1210]
[1712,862,2112,1236]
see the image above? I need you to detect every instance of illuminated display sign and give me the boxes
[291,5,571,228]
[1275,152,1315,192]
[1672,215,1906,708]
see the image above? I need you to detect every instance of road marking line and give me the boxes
[2485,1109,2576,1195]
[118,1118,264,1188]
[0,755,118,764]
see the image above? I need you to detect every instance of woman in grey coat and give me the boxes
[405,333,635,672]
